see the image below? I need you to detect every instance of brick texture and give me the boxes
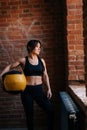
[67,1,87,130]
[67,0,85,81]
[0,0,67,129]
[0,0,86,129]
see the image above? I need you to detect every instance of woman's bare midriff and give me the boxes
[25,76,42,85]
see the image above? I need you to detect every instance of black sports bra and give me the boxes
[23,56,44,76]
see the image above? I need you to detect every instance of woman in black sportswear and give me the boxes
[0,40,54,130]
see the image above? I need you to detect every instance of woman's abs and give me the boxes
[25,76,42,85]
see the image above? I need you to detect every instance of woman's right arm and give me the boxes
[0,58,25,77]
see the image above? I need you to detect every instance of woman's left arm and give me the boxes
[41,58,52,99]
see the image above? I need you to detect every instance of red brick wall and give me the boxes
[67,1,87,130]
[0,0,67,128]
[67,0,85,82]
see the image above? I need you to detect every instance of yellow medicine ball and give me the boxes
[2,70,26,93]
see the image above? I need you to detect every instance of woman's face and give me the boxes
[32,42,41,55]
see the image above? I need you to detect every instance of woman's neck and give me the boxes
[28,53,38,60]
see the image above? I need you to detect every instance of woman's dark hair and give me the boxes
[27,40,41,53]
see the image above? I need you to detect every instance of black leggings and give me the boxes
[21,84,54,130]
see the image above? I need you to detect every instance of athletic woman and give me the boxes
[0,40,54,130]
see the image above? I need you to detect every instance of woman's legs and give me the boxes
[21,85,54,130]
[33,85,54,130]
[21,87,34,130]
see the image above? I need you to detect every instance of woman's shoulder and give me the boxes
[18,57,26,64]
[39,57,46,66]
[19,56,28,61]
[40,58,44,62]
